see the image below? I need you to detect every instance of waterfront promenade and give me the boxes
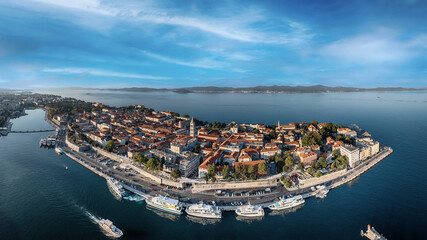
[58,125,392,211]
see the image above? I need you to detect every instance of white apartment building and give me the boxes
[340,145,360,168]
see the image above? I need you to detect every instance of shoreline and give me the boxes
[38,106,393,211]
[58,126,392,211]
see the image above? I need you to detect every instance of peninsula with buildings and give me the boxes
[2,93,393,224]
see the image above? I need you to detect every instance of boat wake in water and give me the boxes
[123,194,145,202]
[80,206,100,225]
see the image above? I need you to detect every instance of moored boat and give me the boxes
[268,195,305,210]
[55,147,63,155]
[146,195,183,215]
[107,177,126,199]
[99,219,123,238]
[235,203,264,217]
[315,185,329,198]
[186,202,222,219]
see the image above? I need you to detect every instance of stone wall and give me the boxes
[91,146,184,188]
[191,177,279,193]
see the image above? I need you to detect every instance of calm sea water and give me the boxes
[1,90,427,240]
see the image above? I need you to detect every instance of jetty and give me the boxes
[11,129,55,133]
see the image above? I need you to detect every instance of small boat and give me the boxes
[145,195,183,215]
[99,219,123,238]
[315,185,329,198]
[268,195,305,211]
[55,147,63,155]
[186,202,222,219]
[235,203,264,217]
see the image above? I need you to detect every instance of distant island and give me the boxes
[106,85,426,94]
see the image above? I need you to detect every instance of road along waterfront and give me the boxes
[3,91,427,240]
[54,117,393,211]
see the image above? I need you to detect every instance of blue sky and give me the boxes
[0,0,426,89]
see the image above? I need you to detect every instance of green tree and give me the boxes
[222,165,230,178]
[315,171,323,178]
[171,169,182,180]
[146,158,160,171]
[332,149,340,159]
[285,156,294,167]
[298,163,305,172]
[183,114,190,119]
[211,176,217,182]
[133,152,147,163]
[252,129,260,134]
[301,132,322,146]
[276,160,285,173]
[193,145,200,153]
[235,165,246,176]
[283,150,292,159]
[247,165,255,175]
[103,140,116,152]
[318,157,327,168]
[274,153,283,162]
[284,180,291,188]
[258,162,268,176]
[203,174,209,183]
[207,164,217,177]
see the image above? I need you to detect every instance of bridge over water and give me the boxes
[9,129,56,133]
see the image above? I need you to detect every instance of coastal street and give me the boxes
[54,124,392,209]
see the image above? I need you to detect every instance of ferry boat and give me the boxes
[145,195,183,215]
[186,202,222,219]
[268,195,305,210]
[55,147,63,155]
[107,177,126,199]
[361,224,387,240]
[99,219,123,238]
[235,203,265,217]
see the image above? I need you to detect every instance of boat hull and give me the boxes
[269,199,305,211]
[146,201,183,215]
[186,210,222,219]
[235,210,264,217]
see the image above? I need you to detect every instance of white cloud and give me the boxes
[42,67,170,80]
[24,0,311,46]
[141,51,224,69]
[319,29,425,64]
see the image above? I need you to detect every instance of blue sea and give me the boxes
[1,90,426,239]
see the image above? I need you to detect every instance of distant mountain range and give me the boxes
[106,85,426,94]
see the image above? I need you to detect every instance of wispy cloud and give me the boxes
[142,51,224,70]
[26,0,312,46]
[42,67,170,80]
[319,29,426,64]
